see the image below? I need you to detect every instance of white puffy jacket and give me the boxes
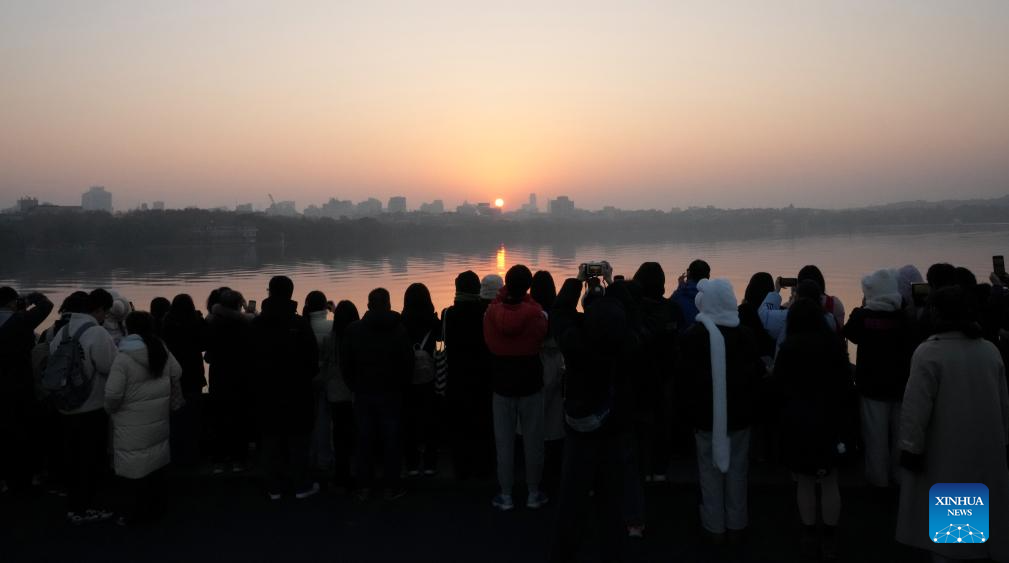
[105,335,183,479]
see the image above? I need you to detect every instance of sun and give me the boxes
[494,198,505,208]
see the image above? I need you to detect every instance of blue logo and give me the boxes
[929,483,989,544]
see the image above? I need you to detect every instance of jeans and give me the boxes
[63,409,108,513]
[860,397,901,487]
[354,392,404,489]
[492,391,545,496]
[694,427,751,534]
[260,431,311,494]
[549,425,623,563]
[329,401,355,487]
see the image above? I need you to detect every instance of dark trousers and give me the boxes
[549,426,624,563]
[62,409,108,513]
[118,467,166,523]
[0,414,32,493]
[354,392,403,490]
[260,431,310,494]
[170,393,203,468]
[450,388,494,480]
[403,382,438,471]
[329,401,355,487]
[212,395,248,464]
[542,438,565,497]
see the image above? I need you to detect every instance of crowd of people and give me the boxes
[1,258,1008,562]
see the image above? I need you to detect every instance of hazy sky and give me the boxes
[2,1,1008,211]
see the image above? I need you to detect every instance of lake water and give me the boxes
[3,227,1007,329]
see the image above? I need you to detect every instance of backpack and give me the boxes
[40,321,97,411]
[412,331,435,385]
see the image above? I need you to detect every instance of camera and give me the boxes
[778,277,798,288]
[911,282,930,307]
[579,261,608,279]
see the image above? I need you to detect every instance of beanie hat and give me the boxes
[455,271,481,295]
[480,275,504,300]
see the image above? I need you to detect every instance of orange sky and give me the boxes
[2,1,1007,211]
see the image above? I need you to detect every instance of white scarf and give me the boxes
[694,279,740,474]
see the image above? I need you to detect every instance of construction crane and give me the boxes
[268,193,276,206]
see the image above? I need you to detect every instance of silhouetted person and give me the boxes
[484,265,549,511]
[775,298,851,559]
[443,271,494,481]
[0,287,53,494]
[531,270,564,498]
[842,269,914,490]
[252,276,320,500]
[206,289,254,472]
[50,288,117,524]
[896,286,1009,562]
[149,297,170,337]
[105,311,183,525]
[320,300,360,491]
[161,294,207,467]
[341,288,413,501]
[676,279,763,544]
[671,259,710,331]
[550,283,634,563]
[304,290,334,472]
[402,283,441,476]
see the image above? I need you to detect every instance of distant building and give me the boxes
[140,203,149,211]
[265,200,298,217]
[356,198,383,217]
[419,200,444,214]
[321,198,354,218]
[235,203,254,213]
[388,196,407,214]
[519,193,539,215]
[456,201,478,216]
[548,196,575,216]
[17,197,38,213]
[476,202,501,217]
[153,201,165,211]
[82,186,113,213]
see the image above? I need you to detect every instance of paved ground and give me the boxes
[1,452,950,563]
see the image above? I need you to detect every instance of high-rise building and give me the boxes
[82,186,113,213]
[152,201,165,210]
[388,196,407,214]
[419,200,444,214]
[519,193,539,214]
[356,198,383,216]
[548,196,575,216]
[235,203,254,213]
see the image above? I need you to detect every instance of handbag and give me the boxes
[433,308,448,396]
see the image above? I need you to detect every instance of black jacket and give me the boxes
[0,299,53,424]
[341,310,414,395]
[738,302,776,359]
[205,305,253,398]
[676,324,764,432]
[773,332,851,474]
[250,298,319,433]
[843,307,914,401]
[443,300,491,397]
[161,311,208,394]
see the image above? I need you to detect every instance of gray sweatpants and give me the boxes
[695,428,751,534]
[493,391,545,497]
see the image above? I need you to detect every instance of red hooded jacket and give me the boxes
[483,290,548,396]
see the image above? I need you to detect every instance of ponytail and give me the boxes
[125,311,169,377]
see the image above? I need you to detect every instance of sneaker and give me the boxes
[423,469,437,477]
[406,469,421,478]
[212,464,226,475]
[354,487,372,502]
[267,492,282,501]
[383,487,407,501]
[627,524,646,538]
[651,473,667,483]
[115,516,129,527]
[492,494,515,511]
[67,508,114,525]
[295,482,321,500]
[231,463,247,473]
[526,491,549,509]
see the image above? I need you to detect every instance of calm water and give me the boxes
[3,228,1007,328]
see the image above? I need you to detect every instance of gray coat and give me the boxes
[896,331,1009,562]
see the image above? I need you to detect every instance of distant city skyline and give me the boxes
[2,2,1008,211]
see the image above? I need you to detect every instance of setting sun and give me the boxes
[494,198,504,208]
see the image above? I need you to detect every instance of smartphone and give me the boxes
[911,282,930,307]
[994,255,1006,276]
[778,277,798,288]
[247,299,257,312]
[613,275,625,282]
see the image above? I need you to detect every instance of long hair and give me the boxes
[402,283,434,320]
[530,270,557,311]
[125,311,169,377]
[169,293,197,318]
[303,290,328,316]
[743,272,774,306]
[331,300,360,355]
